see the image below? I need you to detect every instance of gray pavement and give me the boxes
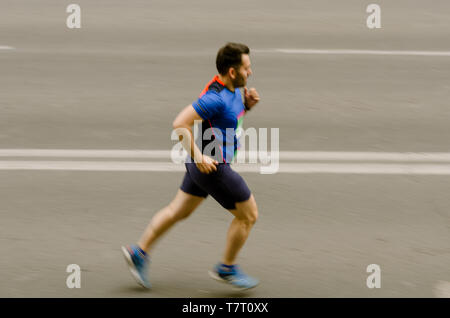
[0,0,449,297]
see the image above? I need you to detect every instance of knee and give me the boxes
[240,206,258,226]
[250,207,259,224]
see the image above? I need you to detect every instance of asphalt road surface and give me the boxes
[1,0,449,297]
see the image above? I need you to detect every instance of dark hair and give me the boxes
[216,42,250,75]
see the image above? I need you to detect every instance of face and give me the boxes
[230,54,252,88]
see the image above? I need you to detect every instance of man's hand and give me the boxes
[244,87,260,110]
[196,155,219,174]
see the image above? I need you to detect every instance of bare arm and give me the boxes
[172,105,218,174]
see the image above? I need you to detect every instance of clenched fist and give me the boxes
[196,155,219,174]
[244,87,260,110]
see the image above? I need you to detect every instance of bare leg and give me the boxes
[222,194,258,265]
[138,189,205,253]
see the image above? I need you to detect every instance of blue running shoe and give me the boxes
[208,263,259,290]
[121,245,151,289]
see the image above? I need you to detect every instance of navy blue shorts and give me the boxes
[180,162,252,210]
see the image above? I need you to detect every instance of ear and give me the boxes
[228,67,236,80]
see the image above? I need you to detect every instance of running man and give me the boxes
[122,43,260,290]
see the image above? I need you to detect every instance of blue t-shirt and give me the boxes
[191,75,245,163]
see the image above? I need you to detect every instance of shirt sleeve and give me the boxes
[192,91,224,120]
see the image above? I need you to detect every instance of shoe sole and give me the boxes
[121,246,151,289]
[208,270,258,291]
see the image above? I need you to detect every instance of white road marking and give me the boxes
[3,149,450,162]
[0,161,186,172]
[3,149,450,174]
[3,159,450,174]
[0,149,172,159]
[269,151,450,162]
[254,49,450,57]
[0,46,15,50]
[275,163,450,175]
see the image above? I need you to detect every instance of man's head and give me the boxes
[216,42,252,88]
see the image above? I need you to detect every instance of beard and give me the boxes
[232,72,247,88]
